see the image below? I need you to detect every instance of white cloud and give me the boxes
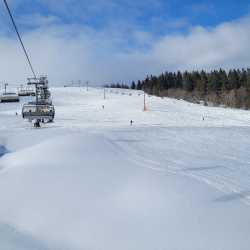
[150,16,250,72]
[1,14,250,86]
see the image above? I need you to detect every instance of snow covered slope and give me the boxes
[0,87,250,250]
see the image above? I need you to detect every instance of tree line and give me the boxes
[108,69,250,109]
[105,83,130,89]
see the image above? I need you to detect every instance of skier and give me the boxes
[34,120,41,128]
[130,120,134,126]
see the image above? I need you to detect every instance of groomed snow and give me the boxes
[0,87,250,250]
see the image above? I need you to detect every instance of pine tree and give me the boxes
[131,81,136,89]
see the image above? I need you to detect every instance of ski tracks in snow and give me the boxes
[107,127,250,205]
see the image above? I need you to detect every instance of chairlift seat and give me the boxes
[0,92,20,103]
[18,89,36,96]
[22,104,55,120]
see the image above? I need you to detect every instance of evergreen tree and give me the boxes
[131,81,136,89]
[108,68,250,110]
[137,80,142,90]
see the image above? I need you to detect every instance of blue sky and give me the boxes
[1,0,250,84]
[4,0,249,32]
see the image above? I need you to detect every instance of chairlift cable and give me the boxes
[3,0,37,79]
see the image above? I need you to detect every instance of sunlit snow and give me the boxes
[0,87,250,250]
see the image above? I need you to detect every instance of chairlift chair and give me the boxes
[22,76,55,126]
[0,92,20,103]
[22,103,55,121]
[3,0,55,127]
[18,86,36,96]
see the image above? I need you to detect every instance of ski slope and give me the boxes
[0,87,250,250]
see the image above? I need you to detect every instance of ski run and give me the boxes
[0,87,250,250]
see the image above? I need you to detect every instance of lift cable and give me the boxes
[3,0,37,79]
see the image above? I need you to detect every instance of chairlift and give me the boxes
[0,83,19,102]
[18,85,35,96]
[0,92,20,103]
[3,0,55,127]
[22,76,55,126]
[22,103,55,121]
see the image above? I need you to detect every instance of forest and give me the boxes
[109,69,250,109]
